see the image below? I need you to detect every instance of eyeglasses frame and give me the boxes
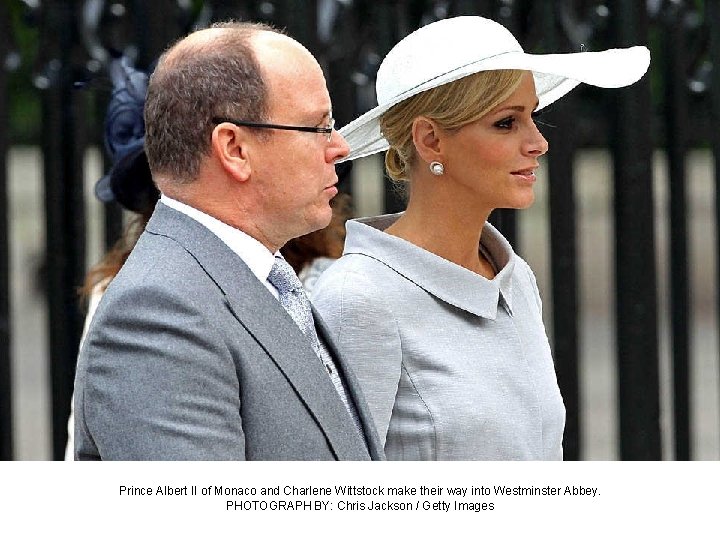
[213,116,335,141]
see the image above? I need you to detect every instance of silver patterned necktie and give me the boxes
[267,255,323,358]
[268,255,365,438]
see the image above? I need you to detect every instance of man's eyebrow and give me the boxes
[313,110,332,125]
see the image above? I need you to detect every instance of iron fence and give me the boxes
[1,0,718,460]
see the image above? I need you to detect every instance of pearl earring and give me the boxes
[429,161,444,176]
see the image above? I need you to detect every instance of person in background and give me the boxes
[73,21,383,460]
[312,16,650,460]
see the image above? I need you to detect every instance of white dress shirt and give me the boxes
[161,195,280,299]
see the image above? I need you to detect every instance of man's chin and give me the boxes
[297,208,333,238]
[313,212,334,233]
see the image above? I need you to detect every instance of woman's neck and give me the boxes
[385,176,496,278]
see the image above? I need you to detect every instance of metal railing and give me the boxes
[1,0,717,460]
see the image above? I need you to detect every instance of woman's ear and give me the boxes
[211,123,251,182]
[411,116,443,166]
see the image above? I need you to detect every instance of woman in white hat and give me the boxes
[312,16,650,460]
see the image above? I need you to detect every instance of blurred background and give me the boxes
[1,0,719,461]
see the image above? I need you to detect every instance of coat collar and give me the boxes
[343,213,517,319]
[146,202,382,460]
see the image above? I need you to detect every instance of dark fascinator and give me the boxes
[94,56,159,213]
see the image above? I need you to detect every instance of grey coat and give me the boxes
[312,214,565,460]
[73,202,383,460]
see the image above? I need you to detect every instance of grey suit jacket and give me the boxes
[74,202,383,460]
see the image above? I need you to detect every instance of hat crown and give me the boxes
[376,16,522,106]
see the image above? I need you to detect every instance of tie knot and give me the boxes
[267,256,303,295]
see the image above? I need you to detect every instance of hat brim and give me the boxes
[339,46,650,161]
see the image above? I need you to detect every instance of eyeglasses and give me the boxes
[213,116,335,141]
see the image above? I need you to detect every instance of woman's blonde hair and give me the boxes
[380,69,525,182]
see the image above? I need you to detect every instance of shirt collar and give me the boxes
[343,213,517,319]
[160,195,277,290]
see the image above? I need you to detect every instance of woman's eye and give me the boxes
[494,116,515,129]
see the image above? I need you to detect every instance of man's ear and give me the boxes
[211,123,251,182]
[411,116,444,166]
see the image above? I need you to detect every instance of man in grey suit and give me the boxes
[73,21,383,460]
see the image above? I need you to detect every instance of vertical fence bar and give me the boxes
[276,0,318,54]
[208,0,253,22]
[487,0,518,248]
[41,0,87,460]
[538,3,580,460]
[708,0,720,452]
[97,90,122,251]
[611,1,661,459]
[317,1,362,200]
[662,3,691,460]
[377,0,409,214]
[132,0,183,70]
[93,80,123,251]
[0,0,13,460]
[319,1,358,128]
[547,99,580,461]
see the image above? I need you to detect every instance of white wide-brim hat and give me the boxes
[339,16,650,161]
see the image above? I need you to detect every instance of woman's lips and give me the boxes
[511,169,537,182]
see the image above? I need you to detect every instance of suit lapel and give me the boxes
[146,203,371,460]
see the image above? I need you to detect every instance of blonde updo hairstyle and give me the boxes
[380,69,525,182]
